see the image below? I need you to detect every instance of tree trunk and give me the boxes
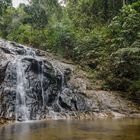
[123,0,126,5]
[123,0,129,5]
[103,0,109,20]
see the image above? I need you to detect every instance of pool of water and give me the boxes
[0,118,140,140]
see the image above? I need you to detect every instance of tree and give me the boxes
[0,0,12,16]
[0,0,13,38]
[23,1,48,30]
[108,2,140,49]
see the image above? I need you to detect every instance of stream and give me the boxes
[0,118,140,140]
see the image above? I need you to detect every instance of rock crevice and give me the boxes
[0,39,140,121]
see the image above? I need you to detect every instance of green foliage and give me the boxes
[7,24,32,44]
[99,2,140,95]
[67,0,124,27]
[129,80,140,98]
[23,1,48,29]
[0,0,12,38]
[101,47,140,92]
[0,0,12,16]
[0,0,140,98]
[0,7,15,38]
[108,3,140,49]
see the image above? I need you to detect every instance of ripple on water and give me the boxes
[0,119,140,140]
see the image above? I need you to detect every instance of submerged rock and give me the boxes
[0,39,140,122]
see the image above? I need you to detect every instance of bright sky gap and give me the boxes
[12,0,29,7]
[12,0,66,8]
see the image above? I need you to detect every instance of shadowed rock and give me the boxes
[0,39,91,121]
[0,39,140,122]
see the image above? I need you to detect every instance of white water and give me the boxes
[15,47,47,121]
[12,45,66,121]
[15,47,36,121]
[16,59,29,121]
[25,47,36,57]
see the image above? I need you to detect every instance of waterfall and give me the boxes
[25,47,36,57]
[15,47,36,121]
[26,48,45,107]
[15,59,29,121]
[15,47,46,121]
[0,39,77,121]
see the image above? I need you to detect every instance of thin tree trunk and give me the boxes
[103,0,109,20]
[123,0,126,5]
[123,0,128,5]
[112,0,115,15]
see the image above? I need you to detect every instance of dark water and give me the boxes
[0,118,140,140]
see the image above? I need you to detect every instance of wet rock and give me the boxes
[0,62,9,83]
[0,39,140,122]
[0,39,91,121]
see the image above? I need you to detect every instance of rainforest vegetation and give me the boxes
[0,0,140,99]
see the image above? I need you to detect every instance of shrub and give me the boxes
[129,80,140,98]
[108,3,140,50]
[102,48,140,91]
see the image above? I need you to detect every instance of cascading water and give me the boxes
[25,47,36,57]
[16,58,29,121]
[1,39,137,122]
[15,47,47,121]
[0,39,91,122]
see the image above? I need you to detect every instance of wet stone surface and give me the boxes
[0,39,91,121]
[0,39,140,121]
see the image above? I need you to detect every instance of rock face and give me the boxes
[0,39,140,121]
[0,39,91,121]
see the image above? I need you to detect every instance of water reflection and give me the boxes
[0,119,140,140]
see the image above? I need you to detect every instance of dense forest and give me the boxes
[0,0,140,99]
